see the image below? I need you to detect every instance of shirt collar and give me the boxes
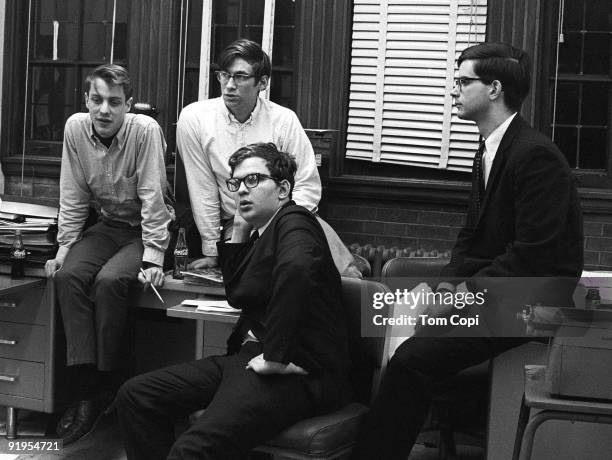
[484,112,517,158]
[86,115,128,149]
[223,96,261,125]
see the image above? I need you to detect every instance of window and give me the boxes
[345,0,487,172]
[176,0,297,112]
[24,0,128,156]
[546,0,612,177]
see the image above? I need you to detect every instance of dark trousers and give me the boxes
[116,342,322,460]
[351,336,526,460]
[55,220,143,371]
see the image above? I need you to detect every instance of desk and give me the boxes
[0,275,52,439]
[166,305,239,359]
[513,365,612,460]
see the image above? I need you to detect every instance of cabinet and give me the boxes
[0,276,55,438]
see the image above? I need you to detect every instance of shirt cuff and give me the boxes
[202,240,219,257]
[56,245,70,261]
[143,247,165,267]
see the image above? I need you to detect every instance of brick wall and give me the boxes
[323,195,612,272]
[323,196,465,254]
[5,174,60,199]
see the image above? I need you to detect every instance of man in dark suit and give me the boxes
[116,142,350,460]
[352,42,583,459]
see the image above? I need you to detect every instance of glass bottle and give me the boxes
[10,229,26,279]
[585,288,601,309]
[173,228,188,279]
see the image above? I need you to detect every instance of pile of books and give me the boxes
[0,195,58,266]
[180,267,224,286]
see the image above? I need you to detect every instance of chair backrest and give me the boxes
[381,256,449,281]
[351,253,372,278]
[341,277,391,404]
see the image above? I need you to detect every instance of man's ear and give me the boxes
[489,80,503,101]
[278,179,291,200]
[125,97,133,112]
[258,75,269,91]
[84,92,89,107]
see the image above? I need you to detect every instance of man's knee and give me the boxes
[116,375,147,412]
[93,271,131,298]
[54,263,88,290]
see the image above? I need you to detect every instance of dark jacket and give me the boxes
[217,201,349,378]
[440,116,584,335]
[442,115,583,280]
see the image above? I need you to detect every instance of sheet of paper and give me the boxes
[181,299,241,313]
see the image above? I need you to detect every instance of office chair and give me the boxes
[380,256,489,460]
[252,277,391,459]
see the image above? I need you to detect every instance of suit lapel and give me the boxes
[476,115,524,223]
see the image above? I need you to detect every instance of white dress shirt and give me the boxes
[483,112,517,187]
[176,96,321,257]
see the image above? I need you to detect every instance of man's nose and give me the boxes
[450,86,459,97]
[238,181,249,194]
[225,77,237,90]
[99,100,111,113]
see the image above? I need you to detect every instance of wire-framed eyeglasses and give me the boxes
[215,70,255,86]
[453,77,487,90]
[226,173,278,192]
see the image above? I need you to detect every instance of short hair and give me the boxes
[457,42,530,112]
[218,39,271,79]
[85,64,133,100]
[228,142,297,194]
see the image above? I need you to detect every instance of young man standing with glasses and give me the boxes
[176,39,321,270]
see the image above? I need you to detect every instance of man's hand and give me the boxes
[230,206,252,243]
[245,353,308,376]
[138,265,165,287]
[45,258,64,278]
[413,294,455,335]
[188,256,218,269]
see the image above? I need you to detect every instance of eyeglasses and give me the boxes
[215,70,255,86]
[226,173,278,192]
[453,77,487,89]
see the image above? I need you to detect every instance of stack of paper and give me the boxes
[181,267,223,286]
[0,195,59,265]
[181,299,241,313]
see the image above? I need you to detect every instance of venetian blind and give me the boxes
[346,0,487,172]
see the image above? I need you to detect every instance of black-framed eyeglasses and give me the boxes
[454,77,487,89]
[215,70,255,86]
[226,173,278,192]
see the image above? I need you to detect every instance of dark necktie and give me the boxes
[473,142,485,213]
[248,230,260,247]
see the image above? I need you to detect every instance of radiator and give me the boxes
[347,243,451,277]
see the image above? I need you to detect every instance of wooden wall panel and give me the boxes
[128,0,181,144]
[486,0,543,126]
[294,0,352,131]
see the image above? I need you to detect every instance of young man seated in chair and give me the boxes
[116,142,352,460]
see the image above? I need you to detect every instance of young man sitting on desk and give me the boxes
[116,142,351,460]
[44,64,172,446]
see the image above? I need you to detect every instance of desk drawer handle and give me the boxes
[0,301,17,308]
[0,338,17,346]
[0,374,16,382]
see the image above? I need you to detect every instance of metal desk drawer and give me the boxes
[0,358,44,399]
[0,322,46,362]
[0,288,46,326]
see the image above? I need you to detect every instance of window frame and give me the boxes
[535,0,612,189]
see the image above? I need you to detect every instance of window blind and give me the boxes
[346,0,487,172]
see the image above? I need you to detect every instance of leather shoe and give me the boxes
[61,393,112,446]
[55,403,77,437]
